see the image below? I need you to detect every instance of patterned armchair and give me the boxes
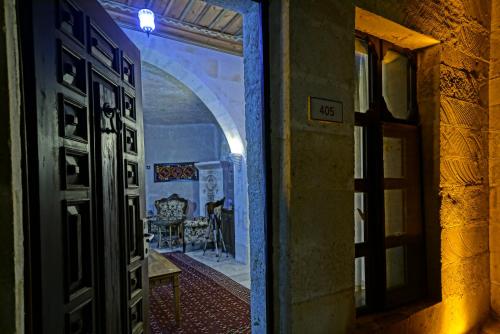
[182,217,210,252]
[182,201,224,253]
[151,194,188,248]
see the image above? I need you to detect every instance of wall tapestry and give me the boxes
[154,162,199,182]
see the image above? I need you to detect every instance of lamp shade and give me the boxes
[138,9,155,35]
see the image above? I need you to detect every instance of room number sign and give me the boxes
[308,96,343,123]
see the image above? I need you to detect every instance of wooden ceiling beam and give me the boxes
[207,9,225,29]
[178,0,195,21]
[234,26,242,36]
[162,0,175,16]
[221,12,238,33]
[193,3,210,25]
[99,0,243,55]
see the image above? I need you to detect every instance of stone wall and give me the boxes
[123,28,246,153]
[490,0,500,323]
[269,0,356,332]
[357,0,492,333]
[270,0,492,333]
[371,1,491,333]
[144,123,229,216]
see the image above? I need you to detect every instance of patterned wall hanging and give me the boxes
[154,162,199,182]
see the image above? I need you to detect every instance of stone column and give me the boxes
[230,153,250,264]
[269,0,355,332]
[195,161,225,215]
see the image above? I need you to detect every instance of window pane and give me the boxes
[355,39,369,114]
[383,136,404,178]
[355,126,364,179]
[386,246,406,289]
[383,50,410,120]
[384,189,406,236]
[355,192,365,243]
[355,257,366,307]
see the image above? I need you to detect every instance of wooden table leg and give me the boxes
[173,274,181,324]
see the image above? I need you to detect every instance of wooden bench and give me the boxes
[148,250,182,324]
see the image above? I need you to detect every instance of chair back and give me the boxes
[154,194,188,224]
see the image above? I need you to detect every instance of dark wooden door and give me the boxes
[22,0,147,332]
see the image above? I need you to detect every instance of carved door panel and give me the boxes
[23,0,147,333]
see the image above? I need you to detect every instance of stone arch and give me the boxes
[140,50,245,156]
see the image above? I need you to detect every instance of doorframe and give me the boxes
[14,0,275,333]
[0,0,25,333]
[17,0,41,331]
[188,0,272,332]
[259,1,274,332]
[196,1,273,331]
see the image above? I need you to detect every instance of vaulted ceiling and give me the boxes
[141,62,219,125]
[98,0,243,54]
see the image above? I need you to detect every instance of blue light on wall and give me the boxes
[138,8,155,36]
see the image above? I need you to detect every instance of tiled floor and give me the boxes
[187,249,251,289]
[154,246,251,289]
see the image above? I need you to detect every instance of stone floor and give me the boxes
[154,246,251,289]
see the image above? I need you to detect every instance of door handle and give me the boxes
[143,232,154,258]
[101,102,122,134]
[144,233,154,243]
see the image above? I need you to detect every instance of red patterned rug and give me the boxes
[149,252,251,334]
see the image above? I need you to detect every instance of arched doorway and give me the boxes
[102,0,268,331]
[141,61,250,265]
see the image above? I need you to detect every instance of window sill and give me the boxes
[482,317,500,334]
[353,299,440,334]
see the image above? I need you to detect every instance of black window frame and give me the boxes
[354,31,427,314]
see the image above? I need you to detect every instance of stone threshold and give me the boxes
[353,300,439,333]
